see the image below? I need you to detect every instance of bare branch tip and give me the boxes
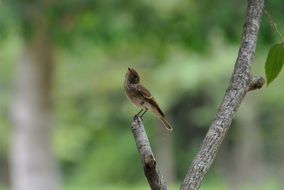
[131,116,143,128]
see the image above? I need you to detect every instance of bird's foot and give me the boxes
[133,114,139,121]
[133,114,143,122]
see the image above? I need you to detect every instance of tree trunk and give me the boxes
[9,20,59,190]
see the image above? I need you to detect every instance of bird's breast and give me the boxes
[125,86,149,109]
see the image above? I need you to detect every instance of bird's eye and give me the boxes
[135,75,138,79]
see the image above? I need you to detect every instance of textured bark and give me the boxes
[130,118,167,190]
[180,0,265,189]
[9,12,59,190]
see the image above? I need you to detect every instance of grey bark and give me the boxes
[9,17,59,190]
[130,118,167,190]
[180,0,265,189]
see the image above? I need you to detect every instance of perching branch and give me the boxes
[130,117,167,190]
[180,0,265,190]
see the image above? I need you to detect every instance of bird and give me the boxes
[124,67,173,131]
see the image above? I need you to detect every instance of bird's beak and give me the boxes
[128,67,131,71]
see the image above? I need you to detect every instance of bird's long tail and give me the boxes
[159,116,173,131]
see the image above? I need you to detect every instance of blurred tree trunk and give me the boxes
[229,97,266,189]
[154,122,175,184]
[218,96,267,189]
[9,16,59,190]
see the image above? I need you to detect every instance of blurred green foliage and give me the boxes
[2,0,284,47]
[0,0,284,189]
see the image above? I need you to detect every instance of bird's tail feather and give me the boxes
[159,117,173,131]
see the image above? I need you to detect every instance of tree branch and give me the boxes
[130,117,167,190]
[180,0,265,189]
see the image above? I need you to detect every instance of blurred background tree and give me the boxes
[0,0,283,189]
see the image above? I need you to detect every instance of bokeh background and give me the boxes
[0,0,284,190]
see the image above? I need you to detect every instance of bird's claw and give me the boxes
[133,115,139,121]
[133,115,143,122]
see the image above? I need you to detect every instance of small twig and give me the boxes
[247,76,265,91]
[264,9,284,42]
[130,117,167,190]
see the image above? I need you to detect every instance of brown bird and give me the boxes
[124,67,173,131]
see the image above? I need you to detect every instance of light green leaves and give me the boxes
[265,42,284,86]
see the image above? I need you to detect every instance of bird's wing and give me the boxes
[137,84,165,117]
[137,84,152,98]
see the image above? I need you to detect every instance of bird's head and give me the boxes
[126,67,140,84]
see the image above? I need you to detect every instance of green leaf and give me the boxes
[265,42,284,86]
